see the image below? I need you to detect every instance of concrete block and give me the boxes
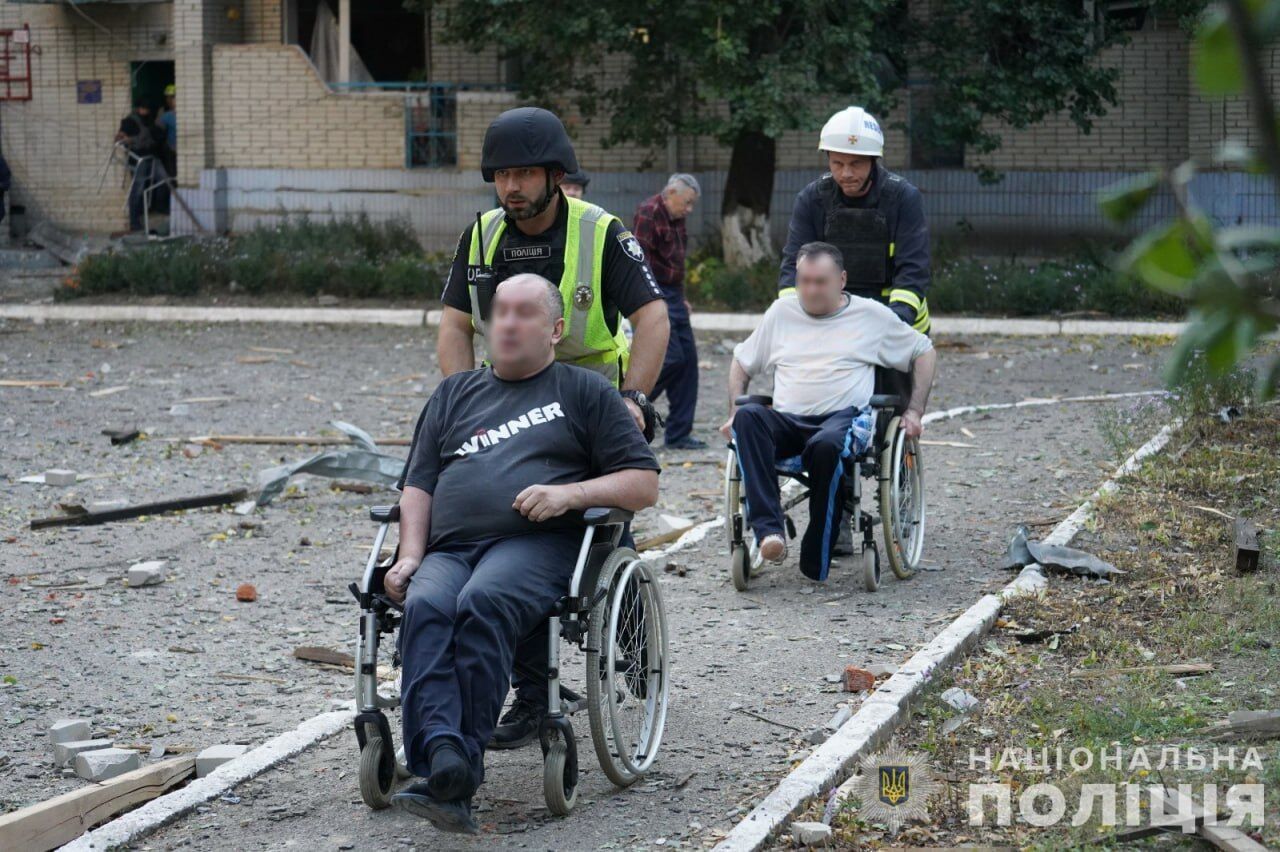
[48,718,91,744]
[791,821,833,845]
[196,744,250,777]
[126,560,166,588]
[823,705,853,731]
[44,469,77,486]
[74,747,141,781]
[53,738,114,765]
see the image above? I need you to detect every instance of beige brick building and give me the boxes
[0,0,1273,250]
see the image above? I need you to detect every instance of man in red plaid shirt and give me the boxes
[633,173,705,449]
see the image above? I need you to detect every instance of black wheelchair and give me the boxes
[723,377,925,592]
[350,504,670,816]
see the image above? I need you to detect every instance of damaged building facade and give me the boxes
[0,0,1275,252]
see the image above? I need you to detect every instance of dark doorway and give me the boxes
[294,0,426,82]
[130,60,174,111]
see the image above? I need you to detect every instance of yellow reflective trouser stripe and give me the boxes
[888,289,922,311]
[889,242,895,258]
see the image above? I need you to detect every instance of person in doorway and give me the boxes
[158,84,178,181]
[634,173,705,449]
[115,100,164,232]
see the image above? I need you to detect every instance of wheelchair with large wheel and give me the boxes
[349,504,670,816]
[723,375,925,592]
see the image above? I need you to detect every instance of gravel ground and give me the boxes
[0,317,1172,850]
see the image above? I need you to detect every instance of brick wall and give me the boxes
[974,27,1190,171]
[0,1,172,232]
[209,44,404,169]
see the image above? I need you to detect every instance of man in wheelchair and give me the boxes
[720,241,937,581]
[382,273,660,832]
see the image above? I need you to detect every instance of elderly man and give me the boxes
[722,241,936,582]
[386,273,660,833]
[634,173,705,449]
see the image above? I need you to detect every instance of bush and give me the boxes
[63,216,446,302]
[686,256,778,311]
[928,256,1184,318]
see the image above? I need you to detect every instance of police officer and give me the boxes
[560,168,590,199]
[778,107,931,334]
[436,106,670,750]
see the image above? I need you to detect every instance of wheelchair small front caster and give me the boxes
[861,545,881,592]
[359,735,396,809]
[730,543,752,591]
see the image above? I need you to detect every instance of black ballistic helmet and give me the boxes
[561,169,590,188]
[480,107,579,183]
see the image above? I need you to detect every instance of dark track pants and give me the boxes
[399,530,581,784]
[731,403,872,581]
[510,525,633,708]
[650,300,699,444]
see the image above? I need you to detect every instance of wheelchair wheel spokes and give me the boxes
[586,550,669,787]
[880,419,926,579]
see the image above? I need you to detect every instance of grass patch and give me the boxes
[59,216,449,301]
[814,406,1279,849]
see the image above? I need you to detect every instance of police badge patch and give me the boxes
[617,230,646,263]
[847,744,940,833]
[573,284,594,310]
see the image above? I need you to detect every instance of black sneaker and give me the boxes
[488,698,545,750]
[832,522,855,557]
[664,435,708,450]
[391,783,479,834]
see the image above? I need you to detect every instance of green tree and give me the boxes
[1101,0,1280,400]
[419,0,1129,267]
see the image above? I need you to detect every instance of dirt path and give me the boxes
[0,320,1171,849]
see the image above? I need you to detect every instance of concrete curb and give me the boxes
[59,708,355,851]
[0,302,1184,337]
[712,421,1179,852]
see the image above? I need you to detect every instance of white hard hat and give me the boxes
[818,106,884,157]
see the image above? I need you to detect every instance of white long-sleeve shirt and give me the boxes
[733,294,932,415]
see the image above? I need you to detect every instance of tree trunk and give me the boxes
[720,129,776,269]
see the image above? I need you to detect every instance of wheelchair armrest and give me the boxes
[369,504,400,523]
[734,394,773,407]
[583,506,634,526]
[869,394,902,409]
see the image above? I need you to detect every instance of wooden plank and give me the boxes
[1151,785,1269,852]
[636,525,694,551]
[1070,662,1214,679]
[0,756,194,851]
[1235,517,1260,573]
[293,645,355,668]
[29,488,248,530]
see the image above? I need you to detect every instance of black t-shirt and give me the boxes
[440,192,663,335]
[399,361,660,547]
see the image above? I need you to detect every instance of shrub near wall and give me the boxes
[684,253,1185,317]
[64,217,447,301]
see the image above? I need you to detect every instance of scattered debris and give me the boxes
[30,487,249,529]
[1235,517,1260,573]
[196,744,250,778]
[999,524,1122,578]
[940,687,980,712]
[293,646,355,668]
[1070,662,1214,679]
[663,560,687,577]
[0,379,65,388]
[1204,709,1280,741]
[865,663,898,678]
[1010,623,1079,645]
[802,727,829,745]
[168,404,191,417]
[47,719,90,745]
[235,583,258,603]
[1217,405,1242,423]
[332,481,373,494]
[53,739,114,766]
[790,821,833,846]
[732,706,802,733]
[43,469,77,487]
[255,422,404,506]
[0,757,194,850]
[102,427,141,446]
[75,748,141,782]
[842,666,875,693]
[824,705,853,731]
[125,561,166,588]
